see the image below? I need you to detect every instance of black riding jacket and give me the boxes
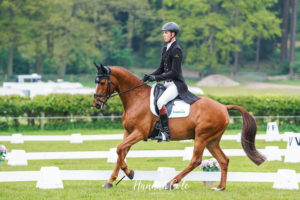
[150,41,199,104]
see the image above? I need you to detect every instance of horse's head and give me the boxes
[93,63,116,109]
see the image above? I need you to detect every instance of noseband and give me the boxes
[94,74,117,108]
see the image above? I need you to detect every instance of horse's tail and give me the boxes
[226,105,265,165]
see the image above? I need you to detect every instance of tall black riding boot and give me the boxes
[155,105,170,142]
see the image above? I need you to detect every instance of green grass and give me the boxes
[1,181,298,200]
[0,129,299,199]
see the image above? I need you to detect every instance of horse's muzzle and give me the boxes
[95,103,101,109]
[93,99,104,109]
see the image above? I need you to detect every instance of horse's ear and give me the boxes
[100,64,107,74]
[94,62,100,71]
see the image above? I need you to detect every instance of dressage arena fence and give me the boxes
[1,130,299,165]
[3,146,287,166]
[0,167,299,190]
[0,131,293,143]
[1,125,300,190]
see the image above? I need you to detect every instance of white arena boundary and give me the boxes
[5,146,286,165]
[0,132,293,143]
[0,169,285,182]
[0,167,299,190]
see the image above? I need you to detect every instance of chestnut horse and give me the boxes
[93,64,265,191]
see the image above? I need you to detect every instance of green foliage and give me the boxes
[104,26,133,67]
[0,94,300,118]
[0,94,300,131]
[163,0,281,70]
[0,0,283,75]
[290,61,300,73]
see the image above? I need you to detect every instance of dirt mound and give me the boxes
[197,74,240,87]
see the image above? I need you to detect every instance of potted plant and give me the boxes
[200,158,220,186]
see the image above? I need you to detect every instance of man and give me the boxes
[143,22,199,142]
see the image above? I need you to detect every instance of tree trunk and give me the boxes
[255,34,261,71]
[46,33,54,59]
[58,53,68,78]
[6,45,14,77]
[127,13,134,49]
[35,49,43,74]
[233,40,239,78]
[6,5,15,78]
[289,0,298,75]
[280,0,290,61]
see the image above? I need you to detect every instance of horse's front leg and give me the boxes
[103,130,144,188]
[103,131,130,188]
[116,130,144,178]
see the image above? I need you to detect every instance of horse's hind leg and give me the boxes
[206,138,229,191]
[165,136,207,189]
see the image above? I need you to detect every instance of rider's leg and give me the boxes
[156,82,178,142]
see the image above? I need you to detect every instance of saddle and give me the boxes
[145,83,190,141]
[150,83,190,118]
[153,84,180,116]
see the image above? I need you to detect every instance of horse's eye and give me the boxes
[100,82,105,86]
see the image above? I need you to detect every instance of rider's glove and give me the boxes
[142,74,150,82]
[147,75,156,82]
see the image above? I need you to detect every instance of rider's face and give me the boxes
[163,31,174,42]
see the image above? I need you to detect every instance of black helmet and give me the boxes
[161,22,179,35]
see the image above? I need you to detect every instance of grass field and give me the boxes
[0,129,299,200]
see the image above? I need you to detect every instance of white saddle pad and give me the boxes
[150,83,190,118]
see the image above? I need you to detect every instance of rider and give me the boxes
[143,22,199,142]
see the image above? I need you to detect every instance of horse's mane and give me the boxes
[109,66,143,84]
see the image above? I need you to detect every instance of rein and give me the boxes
[110,82,148,98]
[94,73,148,107]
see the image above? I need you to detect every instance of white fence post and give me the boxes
[152,167,177,189]
[266,122,280,141]
[36,167,64,189]
[273,169,299,190]
[7,150,28,166]
[11,133,24,144]
[284,133,300,163]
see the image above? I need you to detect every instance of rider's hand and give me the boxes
[142,74,150,82]
[147,75,156,82]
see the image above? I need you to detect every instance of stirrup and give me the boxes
[155,132,170,142]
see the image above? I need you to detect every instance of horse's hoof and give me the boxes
[164,183,174,190]
[128,169,135,180]
[211,187,225,191]
[102,182,113,188]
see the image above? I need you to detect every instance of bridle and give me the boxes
[94,74,116,109]
[94,67,147,109]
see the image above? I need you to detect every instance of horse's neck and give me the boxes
[111,67,150,110]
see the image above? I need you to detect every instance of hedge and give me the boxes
[0,94,300,124]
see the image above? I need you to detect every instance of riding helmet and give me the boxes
[161,22,179,35]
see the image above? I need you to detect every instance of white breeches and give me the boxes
[157,81,179,110]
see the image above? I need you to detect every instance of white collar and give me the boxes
[167,40,176,50]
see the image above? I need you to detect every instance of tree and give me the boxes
[0,0,29,77]
[280,0,290,62]
[163,0,281,75]
[289,0,298,75]
[247,7,281,70]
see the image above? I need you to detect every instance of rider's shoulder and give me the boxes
[171,45,182,56]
